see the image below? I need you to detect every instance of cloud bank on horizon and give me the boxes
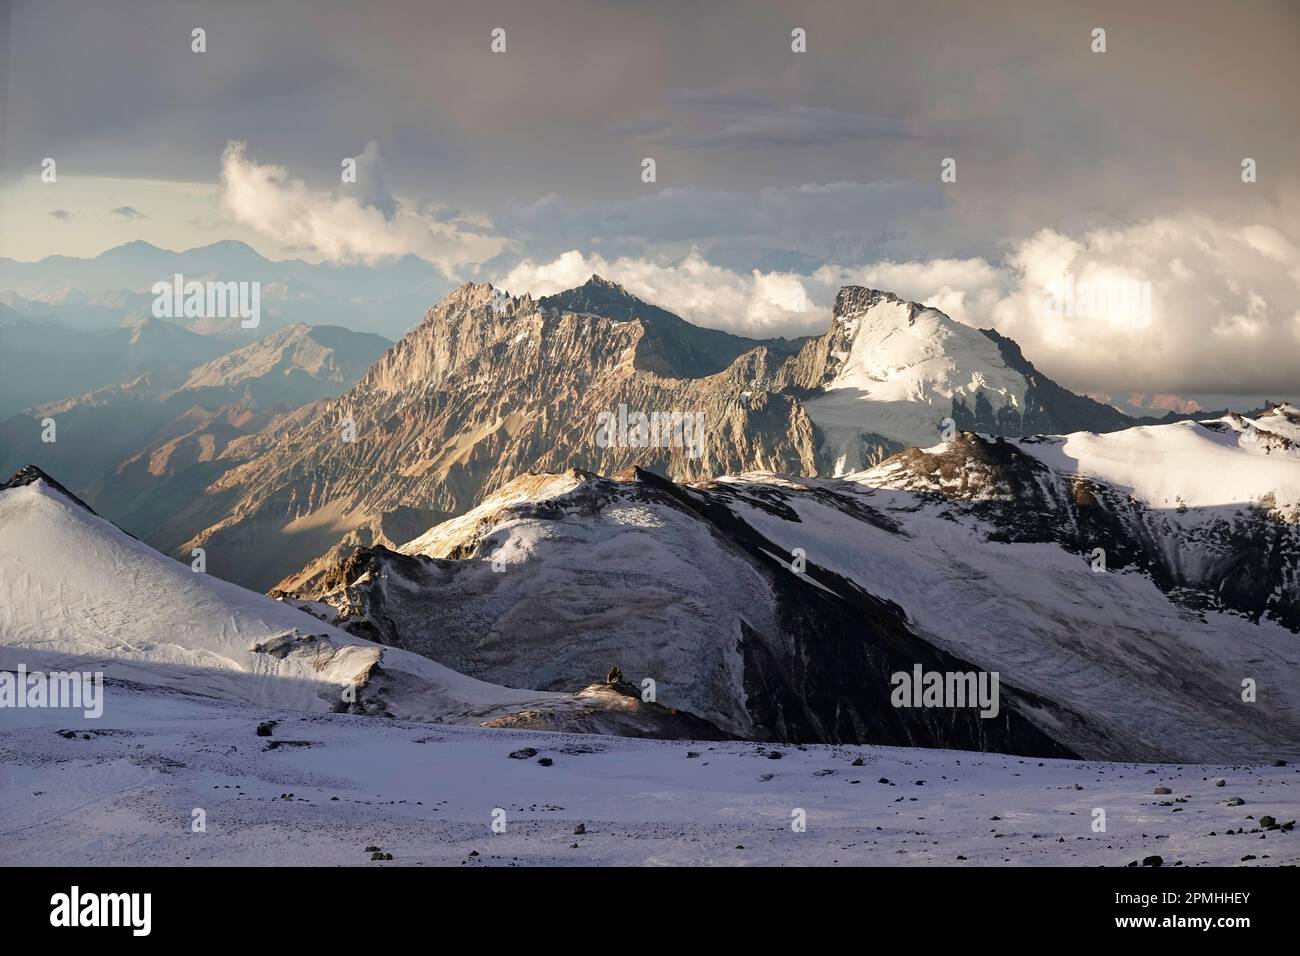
[2,0,1298,399]
[495,216,1300,398]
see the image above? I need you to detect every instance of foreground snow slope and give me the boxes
[1,679,1296,867]
[0,471,561,723]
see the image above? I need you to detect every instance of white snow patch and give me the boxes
[804,297,1027,473]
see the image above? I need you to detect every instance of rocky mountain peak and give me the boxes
[161,281,1160,590]
[538,276,807,379]
[791,286,1140,474]
[448,280,500,302]
[2,464,100,515]
[583,273,630,295]
[833,286,914,320]
[865,432,1052,502]
[538,273,650,320]
[179,322,390,395]
[808,288,948,392]
[358,283,543,395]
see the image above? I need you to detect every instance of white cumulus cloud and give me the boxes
[218,141,505,272]
[497,212,1300,397]
[498,250,830,338]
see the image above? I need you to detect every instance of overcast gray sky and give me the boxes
[2,0,1297,401]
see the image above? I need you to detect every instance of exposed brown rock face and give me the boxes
[162,277,1139,590]
[0,323,391,539]
[177,281,824,588]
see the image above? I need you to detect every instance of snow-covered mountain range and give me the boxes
[798,287,1135,472]
[137,278,1167,591]
[273,405,1300,763]
[2,278,1295,771]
